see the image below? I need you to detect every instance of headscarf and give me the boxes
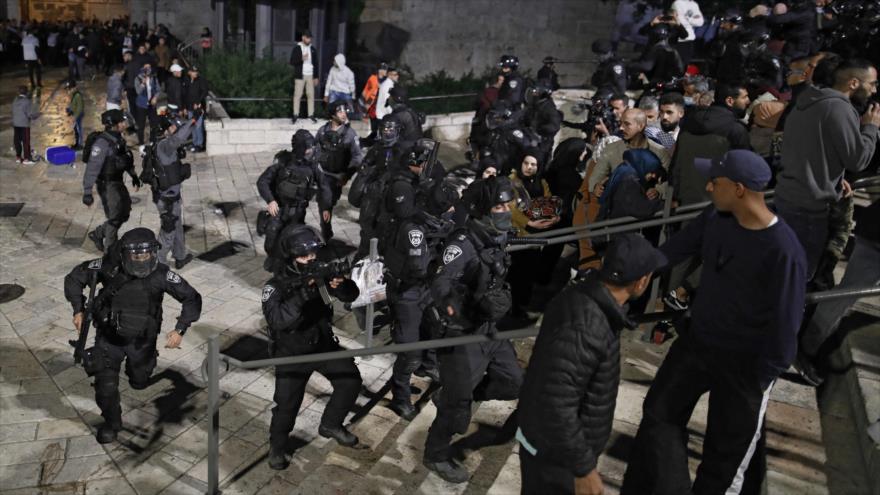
[514,147,545,199]
[599,148,662,206]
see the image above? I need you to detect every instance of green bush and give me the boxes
[201,49,293,118]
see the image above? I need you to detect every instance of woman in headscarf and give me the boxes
[508,149,560,321]
[597,147,666,221]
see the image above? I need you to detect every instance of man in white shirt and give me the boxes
[671,0,704,64]
[22,30,42,89]
[289,30,318,123]
[376,67,399,120]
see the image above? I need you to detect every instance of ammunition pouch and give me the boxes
[477,285,512,322]
[256,210,270,236]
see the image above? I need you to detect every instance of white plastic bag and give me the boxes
[350,258,386,308]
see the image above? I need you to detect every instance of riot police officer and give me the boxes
[348,119,411,258]
[497,54,526,109]
[590,39,628,96]
[315,100,364,240]
[262,225,362,470]
[525,79,563,161]
[149,114,195,269]
[257,130,331,273]
[383,85,425,143]
[482,99,541,176]
[628,24,685,87]
[383,140,442,420]
[84,109,141,253]
[63,227,202,443]
[423,176,524,483]
[537,56,561,91]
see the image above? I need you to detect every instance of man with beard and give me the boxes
[645,91,685,150]
[774,59,880,281]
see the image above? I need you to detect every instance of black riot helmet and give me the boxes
[101,109,127,129]
[291,129,316,161]
[526,79,554,105]
[281,224,325,260]
[498,54,519,70]
[379,119,401,146]
[461,175,514,219]
[327,99,350,124]
[648,23,670,45]
[157,114,185,134]
[389,84,408,105]
[119,228,161,278]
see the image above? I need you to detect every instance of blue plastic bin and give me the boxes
[45,146,77,165]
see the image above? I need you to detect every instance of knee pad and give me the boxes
[127,349,158,389]
[160,212,178,233]
[94,371,120,398]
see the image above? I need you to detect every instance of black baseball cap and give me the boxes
[599,234,668,285]
[694,149,771,191]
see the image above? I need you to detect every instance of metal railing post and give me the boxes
[207,335,221,494]
[364,238,379,350]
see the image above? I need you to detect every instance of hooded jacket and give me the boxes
[518,273,632,477]
[12,95,39,128]
[680,104,751,150]
[324,54,356,97]
[776,85,878,211]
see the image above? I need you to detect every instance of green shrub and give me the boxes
[201,49,293,118]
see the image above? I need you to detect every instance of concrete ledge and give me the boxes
[839,321,880,494]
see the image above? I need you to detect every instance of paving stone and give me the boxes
[0,462,43,490]
[0,394,78,424]
[39,454,120,485]
[0,438,67,466]
[0,422,37,444]
[36,418,92,440]
[84,477,138,495]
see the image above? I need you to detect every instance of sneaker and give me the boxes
[174,254,194,270]
[794,351,824,387]
[267,448,289,470]
[423,458,469,483]
[318,424,359,447]
[663,290,689,311]
[388,400,418,421]
[21,159,36,165]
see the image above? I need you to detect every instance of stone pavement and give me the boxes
[0,67,847,494]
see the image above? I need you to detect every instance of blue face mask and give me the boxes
[490,210,513,233]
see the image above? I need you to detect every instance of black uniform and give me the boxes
[424,221,523,464]
[83,131,138,252]
[526,96,563,161]
[591,57,628,96]
[629,40,685,85]
[498,70,526,108]
[384,104,424,144]
[484,124,542,176]
[63,251,201,436]
[262,269,362,453]
[350,143,410,258]
[257,150,331,272]
[537,65,560,92]
[315,122,363,240]
[383,167,438,411]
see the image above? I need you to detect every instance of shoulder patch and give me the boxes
[166,271,181,284]
[442,245,463,264]
[613,64,624,75]
[262,285,276,302]
[408,229,423,247]
[87,258,102,270]
[508,80,518,89]
[91,145,102,157]
[512,129,524,139]
[395,194,405,203]
[457,234,467,241]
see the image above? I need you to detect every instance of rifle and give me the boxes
[70,271,98,365]
[276,258,355,304]
[507,236,550,246]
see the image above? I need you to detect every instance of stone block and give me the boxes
[264,130,292,145]
[430,125,468,143]
[451,113,475,125]
[207,144,238,156]
[228,130,266,144]
[235,144,275,154]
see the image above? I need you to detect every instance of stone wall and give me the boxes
[127,0,215,46]
[21,0,127,21]
[356,0,618,87]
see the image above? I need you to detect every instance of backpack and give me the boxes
[81,131,105,163]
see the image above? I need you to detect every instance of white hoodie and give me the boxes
[324,53,356,97]
[671,0,705,42]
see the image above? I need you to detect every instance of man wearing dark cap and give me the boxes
[537,56,560,91]
[622,149,807,495]
[517,234,666,495]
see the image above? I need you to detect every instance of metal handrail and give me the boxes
[203,284,880,493]
[210,93,478,102]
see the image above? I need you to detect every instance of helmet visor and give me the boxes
[122,242,159,278]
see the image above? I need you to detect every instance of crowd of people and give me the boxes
[13,1,877,494]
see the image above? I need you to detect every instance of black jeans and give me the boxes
[520,448,575,495]
[621,335,771,495]
[387,283,437,403]
[26,60,42,87]
[424,336,522,462]
[13,127,32,160]
[269,338,362,451]
[95,180,132,251]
